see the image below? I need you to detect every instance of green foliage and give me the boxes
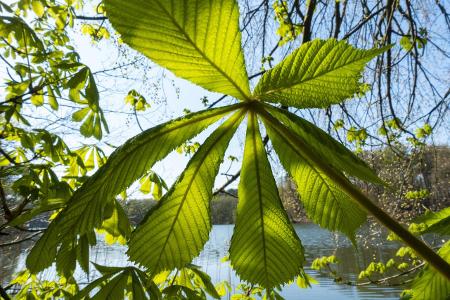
[356,206,450,298]
[176,141,201,156]
[273,0,302,46]
[139,170,168,200]
[128,110,245,273]
[0,5,116,280]
[296,271,318,289]
[400,32,428,52]
[358,262,387,280]
[264,105,382,184]
[231,283,284,300]
[229,112,305,288]
[346,126,368,151]
[125,89,150,111]
[21,0,402,291]
[410,207,450,236]
[105,0,251,100]
[97,199,132,245]
[405,189,430,201]
[10,270,79,299]
[147,264,223,299]
[81,23,111,41]
[26,105,238,273]
[263,114,367,241]
[9,0,447,297]
[415,123,433,139]
[74,264,160,300]
[253,39,391,108]
[409,241,450,300]
[215,281,232,297]
[0,5,108,138]
[7,197,67,226]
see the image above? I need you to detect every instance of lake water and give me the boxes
[1,224,406,299]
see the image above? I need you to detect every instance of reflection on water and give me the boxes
[0,224,406,299]
[194,224,404,300]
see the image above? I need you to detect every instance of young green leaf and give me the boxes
[75,266,157,300]
[56,242,77,277]
[413,207,450,236]
[7,197,66,227]
[67,67,88,90]
[98,199,132,245]
[26,104,240,274]
[47,86,59,110]
[31,1,45,18]
[86,70,99,106]
[72,272,116,300]
[130,271,150,300]
[229,112,305,288]
[410,241,450,300]
[263,104,382,184]
[92,262,126,276]
[261,109,366,241]
[72,107,91,122]
[76,235,90,274]
[89,270,129,299]
[128,110,246,273]
[187,265,221,299]
[105,0,251,100]
[80,111,95,137]
[30,93,44,106]
[253,39,390,108]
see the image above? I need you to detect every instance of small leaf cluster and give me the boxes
[311,255,339,271]
[125,89,151,112]
[139,170,168,200]
[405,189,430,201]
[273,0,302,46]
[1,0,108,139]
[81,24,110,41]
[10,270,79,299]
[359,207,450,299]
[399,28,428,52]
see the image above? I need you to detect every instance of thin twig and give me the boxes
[0,231,42,247]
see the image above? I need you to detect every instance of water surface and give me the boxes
[1,224,406,299]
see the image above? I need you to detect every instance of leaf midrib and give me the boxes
[155,1,250,101]
[249,113,269,286]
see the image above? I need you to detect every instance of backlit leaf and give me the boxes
[413,207,450,236]
[264,104,382,184]
[229,112,304,288]
[411,241,450,300]
[262,111,366,241]
[253,39,390,108]
[27,104,240,273]
[31,1,45,18]
[30,93,44,106]
[105,0,251,100]
[128,109,246,273]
